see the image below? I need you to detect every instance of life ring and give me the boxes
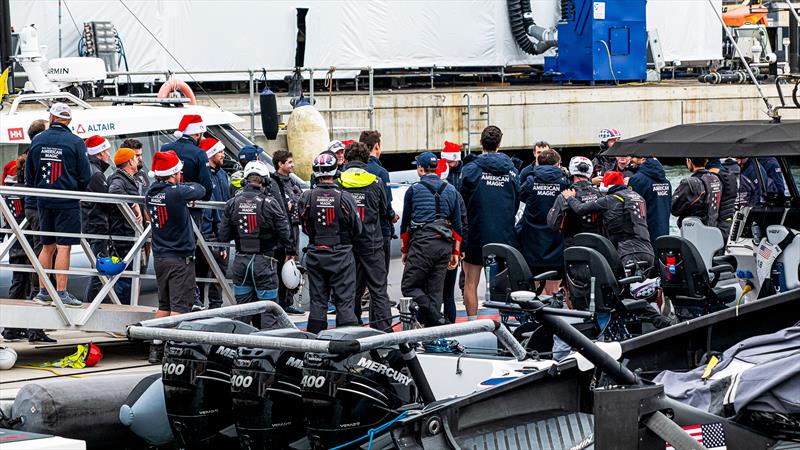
[157,78,197,105]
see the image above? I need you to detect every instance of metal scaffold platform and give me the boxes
[0,185,232,334]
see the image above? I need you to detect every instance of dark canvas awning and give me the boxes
[606,120,800,157]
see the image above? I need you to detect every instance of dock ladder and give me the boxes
[462,93,491,157]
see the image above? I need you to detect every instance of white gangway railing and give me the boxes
[0,185,232,332]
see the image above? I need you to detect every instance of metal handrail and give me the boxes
[104,66,376,139]
[0,185,235,328]
[9,92,93,115]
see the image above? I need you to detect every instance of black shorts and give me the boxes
[462,245,484,266]
[38,207,80,245]
[231,254,278,300]
[154,256,195,313]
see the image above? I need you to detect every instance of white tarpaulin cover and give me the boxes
[10,0,720,82]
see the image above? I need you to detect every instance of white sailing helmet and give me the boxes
[568,156,594,179]
[281,259,303,290]
[243,160,270,178]
[0,347,17,370]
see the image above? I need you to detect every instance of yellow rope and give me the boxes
[17,365,86,378]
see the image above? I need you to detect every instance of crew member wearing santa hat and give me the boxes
[145,150,207,362]
[562,170,654,271]
[160,114,213,202]
[439,141,469,324]
[194,137,230,310]
[81,135,117,304]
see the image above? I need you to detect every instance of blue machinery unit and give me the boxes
[544,0,647,82]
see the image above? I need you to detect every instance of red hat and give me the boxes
[174,114,206,138]
[199,137,225,158]
[340,139,355,149]
[2,160,17,185]
[85,135,110,156]
[441,140,462,161]
[149,150,184,178]
[600,171,624,192]
[435,158,450,180]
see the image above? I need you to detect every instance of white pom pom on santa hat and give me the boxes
[85,135,110,156]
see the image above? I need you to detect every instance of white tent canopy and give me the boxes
[9,0,720,82]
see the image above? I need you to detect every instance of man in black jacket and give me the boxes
[107,147,145,304]
[705,159,738,241]
[548,156,602,247]
[338,142,393,331]
[672,158,722,228]
[362,130,398,272]
[82,135,114,304]
[268,150,304,315]
[299,151,363,334]
[628,156,672,244]
[26,103,91,308]
[563,171,655,271]
[220,160,294,329]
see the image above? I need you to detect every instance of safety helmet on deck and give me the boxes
[312,151,339,178]
[568,157,593,179]
[97,256,126,276]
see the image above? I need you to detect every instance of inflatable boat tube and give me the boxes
[119,374,174,447]
[11,373,151,448]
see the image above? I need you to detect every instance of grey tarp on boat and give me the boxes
[654,325,800,416]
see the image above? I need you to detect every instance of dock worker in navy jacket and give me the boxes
[628,157,672,244]
[25,103,91,308]
[401,152,462,327]
[459,125,519,321]
[160,114,213,202]
[517,149,570,293]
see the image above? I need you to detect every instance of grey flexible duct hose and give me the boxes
[644,411,709,450]
[508,0,538,55]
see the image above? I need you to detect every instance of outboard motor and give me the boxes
[302,328,418,449]
[162,318,257,449]
[232,328,315,450]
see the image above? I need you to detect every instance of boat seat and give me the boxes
[680,217,726,277]
[483,244,555,301]
[655,236,736,319]
[573,233,625,278]
[766,225,800,292]
[564,246,626,313]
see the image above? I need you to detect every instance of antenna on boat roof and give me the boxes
[118,0,220,108]
[706,0,779,121]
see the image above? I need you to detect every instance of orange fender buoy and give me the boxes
[158,78,197,105]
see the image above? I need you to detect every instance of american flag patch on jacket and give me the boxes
[666,422,726,449]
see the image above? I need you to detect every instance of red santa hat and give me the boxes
[85,135,110,156]
[173,114,206,138]
[600,171,624,192]
[441,140,462,161]
[435,158,450,180]
[199,137,225,158]
[2,160,17,185]
[149,150,184,178]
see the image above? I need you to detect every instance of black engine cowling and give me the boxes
[231,328,315,450]
[302,327,418,449]
[162,318,257,449]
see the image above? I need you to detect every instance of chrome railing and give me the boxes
[105,66,376,140]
